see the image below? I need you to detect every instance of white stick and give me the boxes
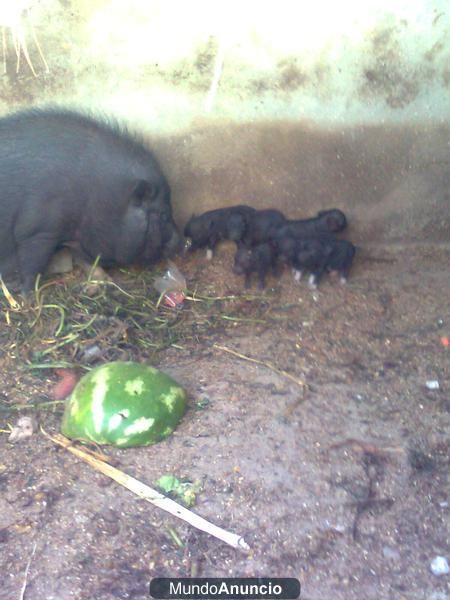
[204,37,226,113]
[120,469,250,551]
[30,24,49,72]
[43,431,250,551]
[19,541,37,600]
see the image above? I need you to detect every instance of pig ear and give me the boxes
[132,180,157,204]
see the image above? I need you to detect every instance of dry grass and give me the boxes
[0,265,270,376]
[0,1,49,77]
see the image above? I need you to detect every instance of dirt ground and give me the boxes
[0,238,449,600]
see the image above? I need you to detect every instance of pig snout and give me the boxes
[183,237,193,254]
[162,224,184,258]
[139,216,178,263]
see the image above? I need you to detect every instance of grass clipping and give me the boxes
[42,428,250,551]
[0,265,276,369]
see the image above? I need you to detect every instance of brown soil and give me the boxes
[0,239,449,600]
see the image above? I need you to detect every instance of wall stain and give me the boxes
[194,36,217,74]
[249,77,272,94]
[248,56,320,96]
[277,57,308,91]
[424,39,446,62]
[442,68,450,87]
[0,64,73,107]
[358,24,434,109]
[162,37,218,92]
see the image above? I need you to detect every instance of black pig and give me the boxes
[240,209,287,247]
[325,238,355,282]
[277,235,355,288]
[233,242,279,289]
[0,108,182,292]
[184,205,257,259]
[273,208,347,241]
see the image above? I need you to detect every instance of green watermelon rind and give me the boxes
[61,361,187,448]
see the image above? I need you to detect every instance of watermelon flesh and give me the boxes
[61,361,187,447]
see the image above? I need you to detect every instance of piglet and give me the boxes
[184,205,256,259]
[233,242,279,289]
[274,208,347,241]
[277,235,355,289]
[240,209,287,247]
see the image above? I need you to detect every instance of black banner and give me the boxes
[150,578,300,599]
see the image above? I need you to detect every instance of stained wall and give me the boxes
[0,0,448,239]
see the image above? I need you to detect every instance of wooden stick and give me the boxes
[213,343,307,390]
[19,541,37,600]
[41,429,250,552]
[328,438,405,456]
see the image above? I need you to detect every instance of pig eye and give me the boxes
[326,216,338,229]
[132,180,156,205]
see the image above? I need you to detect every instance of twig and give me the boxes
[0,400,64,412]
[41,429,250,552]
[220,315,266,324]
[185,291,264,302]
[19,541,37,600]
[0,275,21,310]
[30,24,49,72]
[328,438,404,456]
[213,344,307,390]
[25,362,80,370]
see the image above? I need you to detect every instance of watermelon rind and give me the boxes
[61,361,187,447]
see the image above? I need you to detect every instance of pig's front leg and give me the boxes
[17,234,59,293]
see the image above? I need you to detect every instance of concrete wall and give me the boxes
[0,0,449,240]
